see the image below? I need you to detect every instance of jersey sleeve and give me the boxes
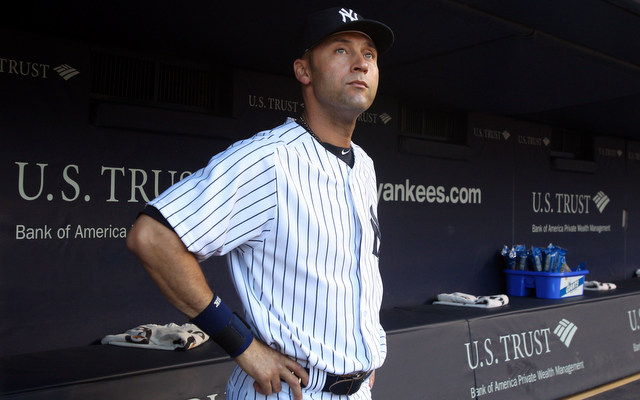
[148,137,278,260]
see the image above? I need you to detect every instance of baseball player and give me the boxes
[126,7,393,400]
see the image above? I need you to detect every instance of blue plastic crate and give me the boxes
[504,269,588,299]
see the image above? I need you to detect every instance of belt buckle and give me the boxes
[328,372,369,396]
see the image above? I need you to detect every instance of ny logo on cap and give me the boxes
[338,8,359,23]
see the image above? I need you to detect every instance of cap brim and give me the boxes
[308,20,394,55]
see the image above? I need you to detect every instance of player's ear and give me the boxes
[294,58,311,85]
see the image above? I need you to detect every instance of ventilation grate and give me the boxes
[91,52,156,101]
[157,63,213,108]
[551,128,594,160]
[400,104,466,143]
[90,50,217,112]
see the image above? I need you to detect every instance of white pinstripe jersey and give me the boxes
[149,118,386,392]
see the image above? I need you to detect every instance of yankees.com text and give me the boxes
[378,179,481,204]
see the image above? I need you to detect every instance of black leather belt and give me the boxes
[321,371,372,395]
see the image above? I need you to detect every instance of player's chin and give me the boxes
[344,94,374,110]
[352,99,375,114]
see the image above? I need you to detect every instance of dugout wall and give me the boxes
[1,28,640,400]
[2,26,639,358]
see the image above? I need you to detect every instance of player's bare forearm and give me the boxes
[127,214,213,317]
[235,339,309,400]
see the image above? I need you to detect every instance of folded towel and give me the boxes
[436,292,478,304]
[434,292,509,308]
[584,281,617,291]
[476,295,510,307]
[101,323,209,351]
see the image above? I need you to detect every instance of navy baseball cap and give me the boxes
[298,7,394,56]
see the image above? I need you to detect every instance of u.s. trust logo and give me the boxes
[1,56,80,81]
[553,319,578,348]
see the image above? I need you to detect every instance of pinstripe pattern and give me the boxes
[150,118,385,399]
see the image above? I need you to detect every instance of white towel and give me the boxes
[101,323,209,351]
[436,292,478,304]
[434,292,509,308]
[584,281,617,291]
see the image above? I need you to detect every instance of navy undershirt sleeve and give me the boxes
[140,205,174,231]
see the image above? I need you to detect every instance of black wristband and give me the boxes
[214,313,254,358]
[191,296,254,358]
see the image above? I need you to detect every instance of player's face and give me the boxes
[306,32,379,118]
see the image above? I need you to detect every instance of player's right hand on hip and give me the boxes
[235,338,309,400]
